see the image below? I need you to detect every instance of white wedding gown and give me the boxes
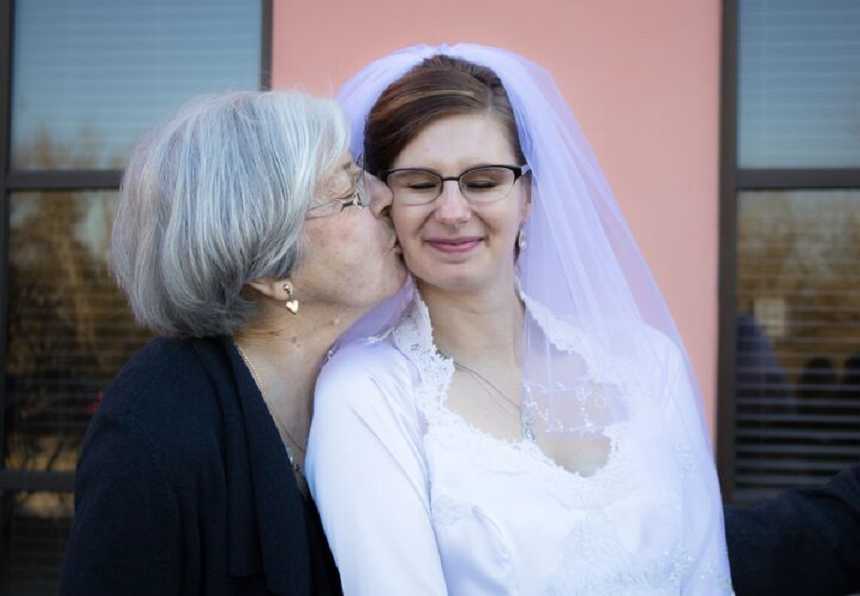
[306,291,734,595]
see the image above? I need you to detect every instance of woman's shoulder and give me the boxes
[523,293,683,365]
[92,336,228,463]
[101,337,218,413]
[313,337,421,432]
[317,338,413,398]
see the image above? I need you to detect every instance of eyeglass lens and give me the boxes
[387,167,517,205]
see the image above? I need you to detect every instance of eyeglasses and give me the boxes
[379,164,531,206]
[306,169,369,219]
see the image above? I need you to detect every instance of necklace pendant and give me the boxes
[522,418,536,442]
[521,398,536,442]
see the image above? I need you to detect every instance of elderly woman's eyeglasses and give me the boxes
[306,171,369,219]
[379,164,531,206]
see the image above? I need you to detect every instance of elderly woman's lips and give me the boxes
[425,237,482,253]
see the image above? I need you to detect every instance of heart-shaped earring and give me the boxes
[283,282,299,315]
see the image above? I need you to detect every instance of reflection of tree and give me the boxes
[736,192,860,494]
[6,136,149,474]
[16,124,124,170]
[738,192,860,386]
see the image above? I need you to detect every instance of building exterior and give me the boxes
[0,0,857,592]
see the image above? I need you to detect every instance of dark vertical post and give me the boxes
[260,0,273,90]
[0,0,14,586]
[717,0,740,503]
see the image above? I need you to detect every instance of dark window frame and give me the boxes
[716,0,860,502]
[0,0,273,494]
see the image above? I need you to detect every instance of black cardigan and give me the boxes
[725,464,860,596]
[59,336,342,596]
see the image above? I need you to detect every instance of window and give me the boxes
[718,0,860,504]
[0,2,270,592]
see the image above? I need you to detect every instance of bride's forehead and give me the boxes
[395,115,517,166]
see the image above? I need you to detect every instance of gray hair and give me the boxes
[110,91,348,337]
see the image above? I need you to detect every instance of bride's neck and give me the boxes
[419,279,524,366]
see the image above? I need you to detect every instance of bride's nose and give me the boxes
[433,181,471,224]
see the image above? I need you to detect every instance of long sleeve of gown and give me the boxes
[306,344,448,596]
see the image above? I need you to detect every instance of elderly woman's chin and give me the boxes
[327,259,405,319]
[360,246,406,308]
[388,248,408,292]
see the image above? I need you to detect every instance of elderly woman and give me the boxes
[59,91,404,596]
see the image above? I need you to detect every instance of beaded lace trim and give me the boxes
[390,290,734,594]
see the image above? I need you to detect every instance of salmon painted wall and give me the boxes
[271,1,722,439]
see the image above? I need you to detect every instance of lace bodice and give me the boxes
[306,292,734,595]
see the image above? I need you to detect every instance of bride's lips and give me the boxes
[425,236,483,253]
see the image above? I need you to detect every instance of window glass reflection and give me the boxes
[734,190,860,502]
[11,0,263,170]
[0,491,73,595]
[6,192,151,473]
[738,0,860,167]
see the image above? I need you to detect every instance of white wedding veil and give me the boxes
[336,43,731,589]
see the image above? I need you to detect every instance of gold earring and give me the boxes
[284,282,299,315]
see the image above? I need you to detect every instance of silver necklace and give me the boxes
[449,358,536,441]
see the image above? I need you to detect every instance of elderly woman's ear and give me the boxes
[247,278,300,314]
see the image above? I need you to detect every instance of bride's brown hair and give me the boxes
[363,54,526,175]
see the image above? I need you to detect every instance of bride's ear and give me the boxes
[519,187,533,225]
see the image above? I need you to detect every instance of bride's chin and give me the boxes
[418,271,491,295]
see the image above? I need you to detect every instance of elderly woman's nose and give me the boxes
[366,173,394,218]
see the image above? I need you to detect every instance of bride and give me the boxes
[305,44,733,595]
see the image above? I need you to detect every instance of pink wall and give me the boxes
[272,1,722,438]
